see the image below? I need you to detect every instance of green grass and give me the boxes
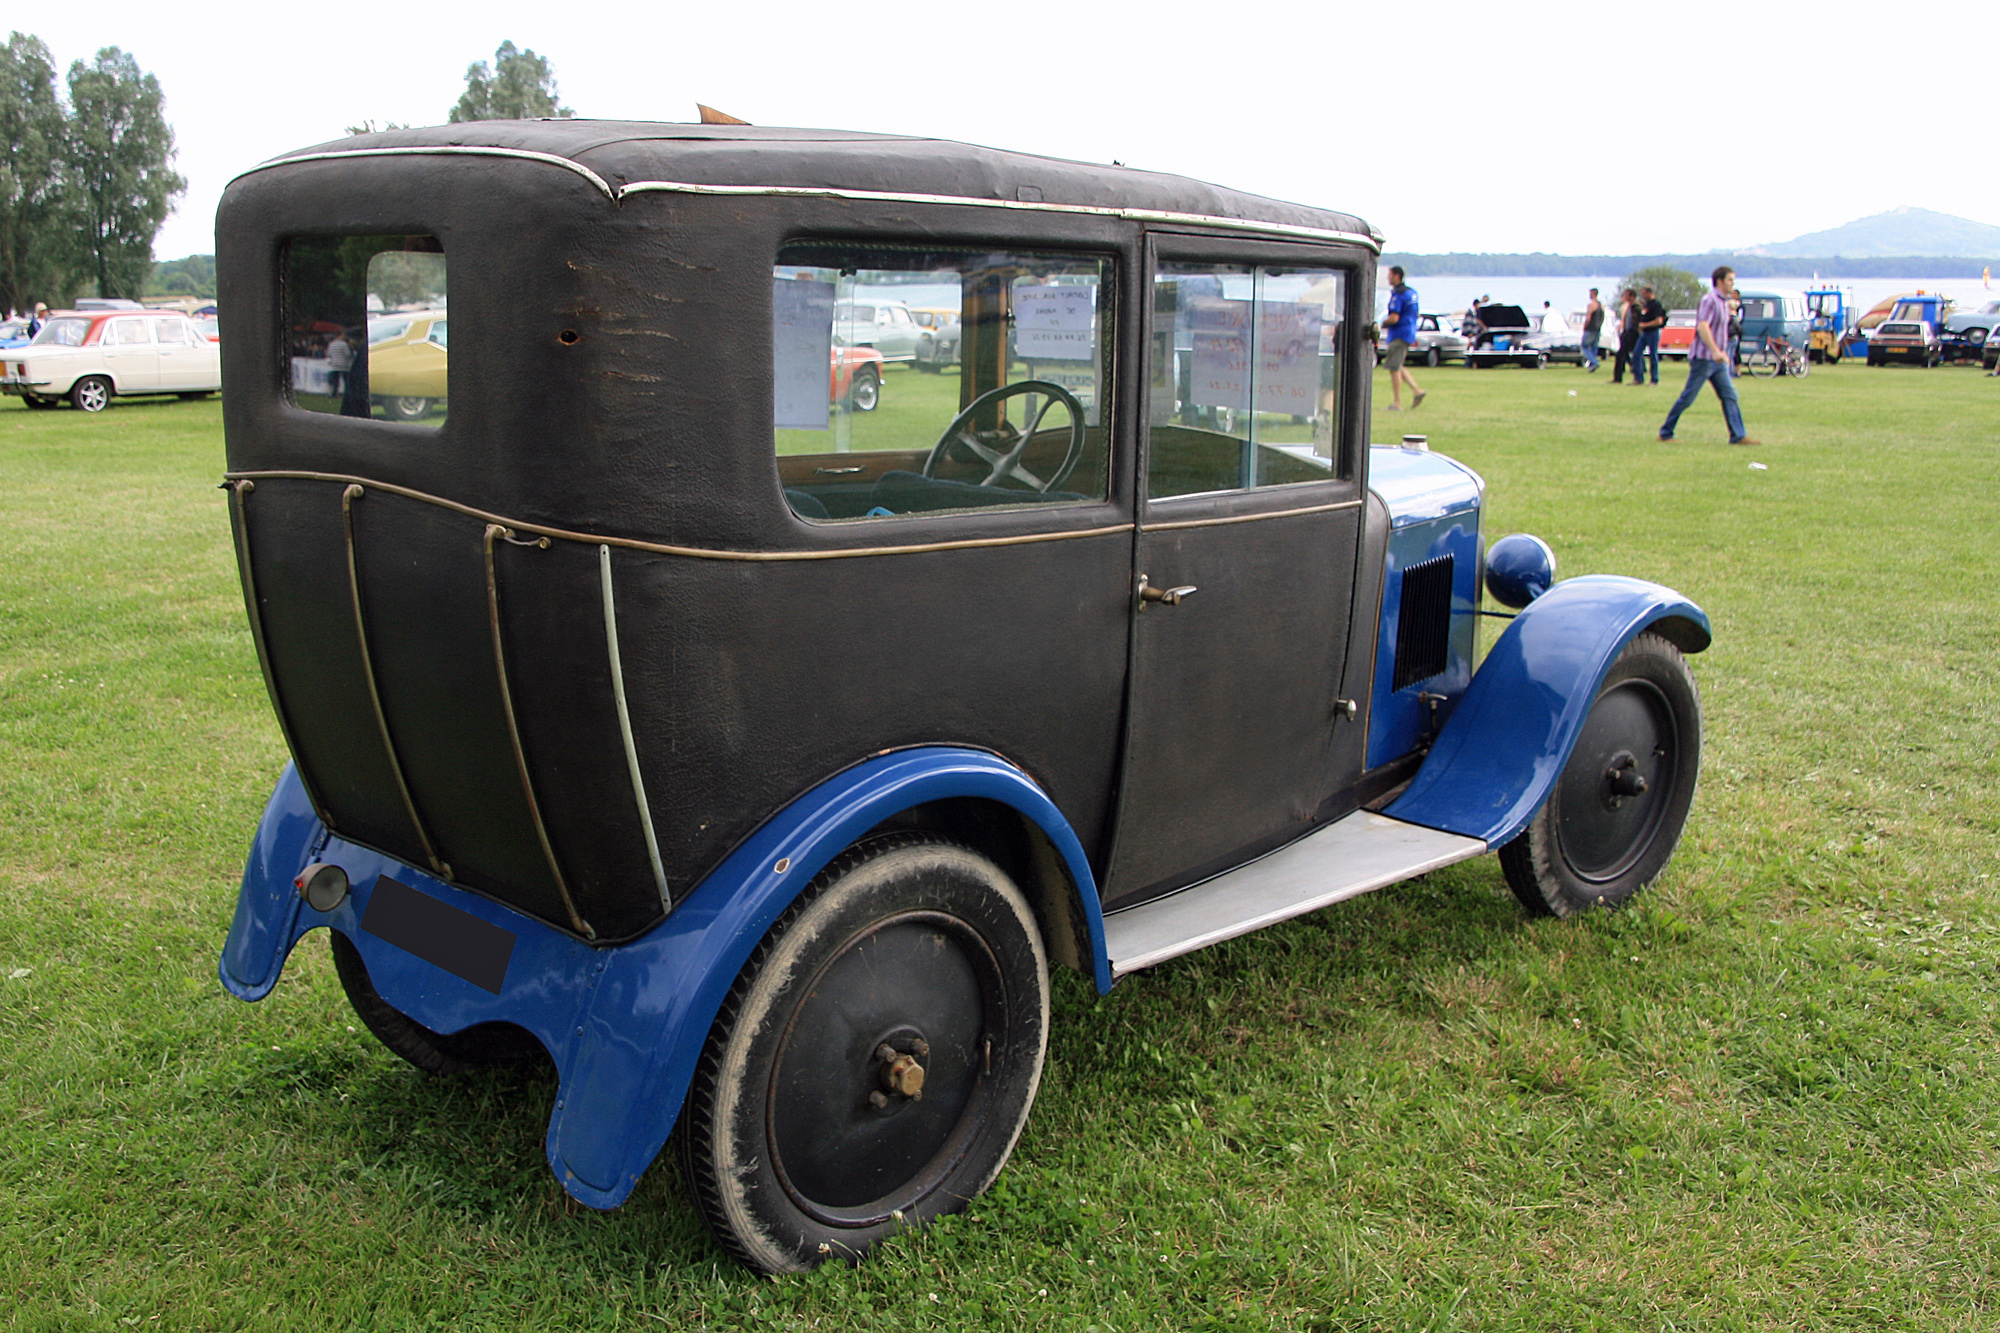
[2,362,1997,1330]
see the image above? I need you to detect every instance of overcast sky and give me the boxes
[34,3,1998,264]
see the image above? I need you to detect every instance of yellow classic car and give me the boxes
[366,310,448,419]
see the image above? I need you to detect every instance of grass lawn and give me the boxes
[2,362,1996,1330]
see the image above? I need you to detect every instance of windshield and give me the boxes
[32,317,90,347]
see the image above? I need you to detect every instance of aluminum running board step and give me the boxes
[1103,811,1488,978]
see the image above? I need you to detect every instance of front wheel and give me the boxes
[21,394,56,410]
[848,367,880,412]
[70,376,112,412]
[1500,632,1701,917]
[678,835,1050,1273]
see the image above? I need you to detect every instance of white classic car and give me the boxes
[2,310,222,412]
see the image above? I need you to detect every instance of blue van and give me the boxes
[1734,287,1811,362]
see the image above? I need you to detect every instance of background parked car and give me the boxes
[366,310,449,419]
[1,309,221,411]
[834,299,923,362]
[0,318,29,349]
[1941,308,1996,365]
[1732,289,1811,363]
[1658,309,1698,359]
[830,344,883,410]
[1866,319,1941,367]
[1463,303,1545,368]
[909,305,960,371]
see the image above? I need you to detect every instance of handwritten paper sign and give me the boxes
[1188,298,1323,414]
[772,275,835,429]
[1014,283,1095,360]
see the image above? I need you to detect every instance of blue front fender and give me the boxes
[1384,575,1710,847]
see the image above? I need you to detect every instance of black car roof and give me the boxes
[243,120,1380,248]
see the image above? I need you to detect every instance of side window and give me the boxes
[114,319,153,345]
[282,235,447,427]
[1148,263,1346,500]
[154,318,187,345]
[772,244,1113,522]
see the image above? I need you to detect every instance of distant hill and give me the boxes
[1747,208,2000,259]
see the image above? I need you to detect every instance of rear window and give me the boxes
[33,318,90,347]
[283,235,448,427]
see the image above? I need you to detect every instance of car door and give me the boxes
[1103,243,1367,905]
[99,316,160,391]
[152,316,210,390]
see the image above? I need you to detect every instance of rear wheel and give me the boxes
[384,395,433,420]
[70,376,112,412]
[177,391,213,401]
[679,834,1049,1273]
[1424,346,1440,367]
[1747,348,1778,377]
[330,931,546,1074]
[1500,633,1701,917]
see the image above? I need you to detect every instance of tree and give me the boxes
[63,47,185,300]
[1620,265,1703,312]
[449,41,573,122]
[0,32,73,314]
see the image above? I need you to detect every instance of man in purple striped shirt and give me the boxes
[1659,266,1759,445]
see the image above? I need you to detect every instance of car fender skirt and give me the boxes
[219,762,320,1000]
[1384,576,1710,847]
[547,746,1103,1208]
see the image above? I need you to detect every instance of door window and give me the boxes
[113,319,153,345]
[1148,263,1347,499]
[773,244,1113,521]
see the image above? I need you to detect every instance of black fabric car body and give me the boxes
[215,120,1709,1274]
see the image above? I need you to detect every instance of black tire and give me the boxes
[1424,346,1441,368]
[70,375,112,413]
[21,394,56,410]
[329,931,547,1074]
[678,834,1049,1274]
[848,367,880,412]
[1500,632,1701,918]
[177,391,213,401]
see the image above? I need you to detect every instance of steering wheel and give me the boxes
[922,380,1086,492]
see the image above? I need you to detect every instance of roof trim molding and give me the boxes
[230,147,1383,251]
[233,146,617,199]
[620,178,1383,250]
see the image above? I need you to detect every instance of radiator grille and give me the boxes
[1392,555,1454,691]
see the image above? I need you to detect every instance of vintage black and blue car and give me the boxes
[216,120,1710,1273]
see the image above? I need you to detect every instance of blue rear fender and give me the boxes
[1384,575,1710,847]
[221,749,1106,1213]
[545,745,1105,1207]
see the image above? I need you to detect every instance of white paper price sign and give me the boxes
[1014,283,1095,360]
[772,275,835,429]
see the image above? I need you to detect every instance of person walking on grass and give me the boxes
[1581,287,1604,371]
[1659,266,1759,446]
[1381,265,1426,410]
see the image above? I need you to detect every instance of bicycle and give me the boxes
[1744,334,1808,379]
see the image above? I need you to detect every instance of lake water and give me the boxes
[1378,271,1997,323]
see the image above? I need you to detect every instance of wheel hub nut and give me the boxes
[875,1043,927,1100]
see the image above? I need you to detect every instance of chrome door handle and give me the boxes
[1136,575,1198,610]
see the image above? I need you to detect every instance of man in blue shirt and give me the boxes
[1380,266,1426,410]
[1659,266,1759,445]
